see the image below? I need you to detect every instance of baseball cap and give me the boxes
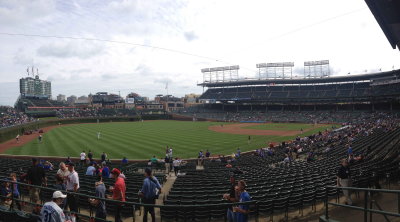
[53,191,67,199]
[111,168,121,175]
[67,162,75,167]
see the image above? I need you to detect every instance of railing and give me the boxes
[324,186,400,222]
[0,178,259,222]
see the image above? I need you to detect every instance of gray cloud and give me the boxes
[154,77,173,85]
[37,41,105,59]
[184,31,198,42]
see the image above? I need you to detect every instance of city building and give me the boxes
[57,94,66,102]
[19,75,51,99]
[67,95,77,105]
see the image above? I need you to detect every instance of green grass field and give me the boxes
[3,120,337,159]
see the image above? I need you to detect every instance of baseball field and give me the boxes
[1,120,339,159]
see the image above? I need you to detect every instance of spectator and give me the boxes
[101,164,110,178]
[66,163,80,219]
[150,156,158,165]
[347,144,353,157]
[80,151,86,166]
[65,157,72,164]
[172,158,181,176]
[122,157,128,165]
[337,159,353,205]
[223,175,238,222]
[27,158,47,205]
[44,161,54,171]
[53,177,66,209]
[54,176,66,191]
[88,150,93,162]
[86,163,96,176]
[101,152,107,164]
[233,180,251,222]
[236,148,241,157]
[40,191,67,222]
[9,173,21,210]
[0,180,12,208]
[89,176,107,222]
[205,150,211,158]
[139,168,162,222]
[283,154,291,163]
[56,162,70,185]
[164,155,170,174]
[107,168,125,222]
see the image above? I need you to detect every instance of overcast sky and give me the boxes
[0,0,399,106]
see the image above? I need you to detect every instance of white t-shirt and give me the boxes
[41,201,65,222]
[80,152,86,160]
[173,159,181,167]
[56,169,70,179]
[66,171,80,191]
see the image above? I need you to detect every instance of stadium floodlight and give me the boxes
[257,62,294,79]
[201,65,240,84]
[304,60,329,66]
[304,60,330,78]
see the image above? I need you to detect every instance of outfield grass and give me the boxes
[3,120,337,159]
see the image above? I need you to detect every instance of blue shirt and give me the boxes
[1,186,11,199]
[141,176,161,200]
[348,147,353,155]
[86,166,96,176]
[236,191,251,222]
[102,167,110,178]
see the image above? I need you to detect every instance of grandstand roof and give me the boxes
[365,0,400,50]
[198,69,400,87]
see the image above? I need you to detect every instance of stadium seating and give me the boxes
[161,115,400,221]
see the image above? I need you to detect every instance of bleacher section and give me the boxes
[199,82,400,103]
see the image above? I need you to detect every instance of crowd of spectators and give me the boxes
[55,108,99,119]
[0,106,36,129]
[55,108,137,119]
[176,109,397,124]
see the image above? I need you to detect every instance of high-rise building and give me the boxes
[20,75,51,99]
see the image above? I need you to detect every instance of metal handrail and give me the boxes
[327,186,400,194]
[324,185,400,222]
